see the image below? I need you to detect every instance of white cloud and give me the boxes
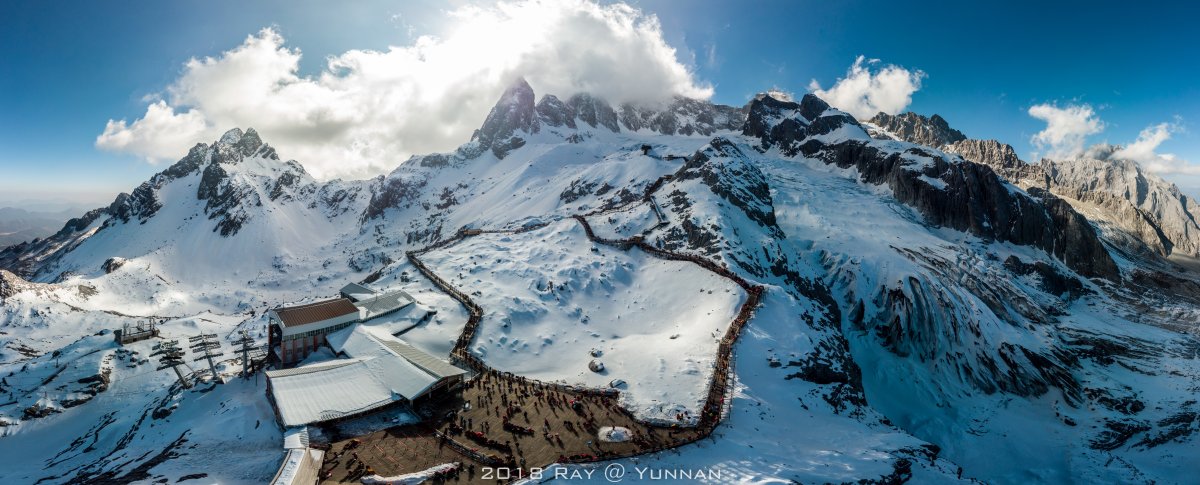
[1027,103,1200,175]
[96,101,211,161]
[1027,103,1105,159]
[1112,121,1200,175]
[808,56,925,120]
[94,0,712,180]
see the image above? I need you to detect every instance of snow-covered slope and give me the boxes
[873,112,1200,260]
[3,80,1200,484]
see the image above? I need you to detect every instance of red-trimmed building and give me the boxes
[268,299,361,365]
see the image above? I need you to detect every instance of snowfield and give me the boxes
[421,220,744,423]
[2,82,1199,484]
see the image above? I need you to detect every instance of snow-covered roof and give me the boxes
[329,324,465,379]
[354,289,415,320]
[266,356,438,427]
[339,282,378,302]
[380,339,466,380]
[282,426,309,449]
[269,448,324,485]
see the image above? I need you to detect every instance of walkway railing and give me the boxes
[400,158,764,464]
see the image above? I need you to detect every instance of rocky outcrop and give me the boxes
[1042,151,1200,257]
[871,111,1200,259]
[535,95,576,129]
[748,94,1118,279]
[944,139,1046,187]
[470,79,746,160]
[473,78,539,158]
[568,93,620,132]
[0,269,18,300]
[193,128,292,236]
[868,112,966,148]
[101,257,127,274]
[618,96,743,136]
[672,138,780,232]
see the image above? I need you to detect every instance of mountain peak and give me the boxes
[798,94,831,121]
[218,127,244,146]
[742,93,865,155]
[473,77,538,158]
[211,126,273,163]
[868,111,966,147]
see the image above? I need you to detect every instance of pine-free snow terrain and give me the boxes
[1,78,1199,484]
[419,220,744,424]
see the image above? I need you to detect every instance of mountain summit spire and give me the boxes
[473,77,538,158]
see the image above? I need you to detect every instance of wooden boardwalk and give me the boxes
[320,161,764,483]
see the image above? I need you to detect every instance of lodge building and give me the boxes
[268,298,360,365]
[264,325,467,427]
[267,284,416,365]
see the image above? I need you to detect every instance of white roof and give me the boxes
[340,282,378,301]
[270,448,324,485]
[354,289,415,320]
[282,427,309,449]
[329,325,466,379]
[266,356,438,427]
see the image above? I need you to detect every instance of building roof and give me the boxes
[272,298,360,328]
[328,324,466,380]
[354,290,415,321]
[270,448,324,485]
[266,356,438,427]
[379,339,466,380]
[339,282,378,302]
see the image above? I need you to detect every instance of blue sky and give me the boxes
[2,0,1199,208]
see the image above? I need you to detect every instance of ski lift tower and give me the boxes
[155,340,192,389]
[189,334,224,380]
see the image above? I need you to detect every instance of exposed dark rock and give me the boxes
[473,77,538,158]
[869,111,966,147]
[1134,411,1199,448]
[363,174,429,220]
[567,93,619,132]
[535,95,576,129]
[673,138,779,231]
[102,257,127,274]
[1003,255,1088,298]
[269,171,301,201]
[617,96,743,136]
[1092,419,1151,451]
[774,112,1119,279]
[879,109,1200,259]
[418,153,452,168]
[944,139,1045,187]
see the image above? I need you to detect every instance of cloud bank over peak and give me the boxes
[1027,102,1105,160]
[1026,102,1197,176]
[1112,121,1200,175]
[95,0,713,180]
[808,55,925,120]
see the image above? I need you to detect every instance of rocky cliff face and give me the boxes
[871,112,1200,259]
[0,127,361,281]
[943,138,1045,187]
[750,94,1118,279]
[618,96,744,136]
[868,112,966,148]
[1042,150,1200,257]
[471,78,746,160]
[472,78,540,158]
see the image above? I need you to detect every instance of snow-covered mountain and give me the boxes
[870,111,1200,261]
[2,79,1199,484]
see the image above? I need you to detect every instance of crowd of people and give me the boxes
[385,175,766,480]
